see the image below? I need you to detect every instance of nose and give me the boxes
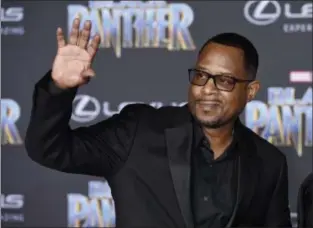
[202,77,218,94]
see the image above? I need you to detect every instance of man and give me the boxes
[298,172,313,228]
[25,18,292,228]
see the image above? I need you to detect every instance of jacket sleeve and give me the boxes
[297,172,313,228]
[264,156,292,227]
[25,70,143,178]
[304,188,313,227]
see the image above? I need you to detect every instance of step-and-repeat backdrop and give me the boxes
[1,1,312,227]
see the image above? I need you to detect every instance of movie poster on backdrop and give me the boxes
[245,71,312,158]
[1,0,312,227]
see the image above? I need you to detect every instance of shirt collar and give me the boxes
[192,118,240,150]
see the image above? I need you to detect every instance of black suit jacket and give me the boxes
[297,172,313,228]
[25,71,292,228]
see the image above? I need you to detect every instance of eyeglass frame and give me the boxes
[188,68,254,92]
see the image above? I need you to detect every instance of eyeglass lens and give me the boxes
[189,69,236,91]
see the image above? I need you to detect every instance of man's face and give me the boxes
[188,42,259,128]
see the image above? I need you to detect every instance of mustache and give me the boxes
[194,99,222,104]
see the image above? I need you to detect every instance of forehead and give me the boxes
[196,42,246,78]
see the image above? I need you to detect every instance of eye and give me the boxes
[218,76,235,85]
[195,71,207,79]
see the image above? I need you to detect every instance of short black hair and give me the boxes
[198,32,259,79]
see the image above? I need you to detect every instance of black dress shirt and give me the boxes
[190,121,239,228]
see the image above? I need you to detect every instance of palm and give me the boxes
[53,45,91,88]
[51,19,100,89]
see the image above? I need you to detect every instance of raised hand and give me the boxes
[51,18,101,89]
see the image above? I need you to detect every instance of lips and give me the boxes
[197,100,221,105]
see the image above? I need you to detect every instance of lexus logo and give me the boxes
[71,95,101,123]
[244,1,281,26]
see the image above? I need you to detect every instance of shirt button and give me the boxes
[203,196,208,201]
[209,165,212,168]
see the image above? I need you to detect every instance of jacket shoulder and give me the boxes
[243,124,287,161]
[120,104,189,129]
[120,103,186,120]
[301,172,313,190]
[120,103,180,115]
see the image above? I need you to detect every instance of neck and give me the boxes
[202,121,235,157]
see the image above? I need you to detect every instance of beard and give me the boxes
[195,113,235,129]
[188,101,244,129]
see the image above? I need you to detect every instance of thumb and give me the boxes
[81,68,96,78]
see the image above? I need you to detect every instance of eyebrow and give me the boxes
[195,65,207,71]
[194,66,234,76]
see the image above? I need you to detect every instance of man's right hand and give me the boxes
[51,18,101,89]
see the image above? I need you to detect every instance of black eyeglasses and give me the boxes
[188,68,254,92]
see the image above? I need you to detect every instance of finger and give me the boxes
[87,34,101,61]
[69,18,80,45]
[78,76,91,87]
[78,20,92,49]
[81,68,96,77]
[81,77,91,85]
[56,27,66,48]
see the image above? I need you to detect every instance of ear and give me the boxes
[247,80,260,102]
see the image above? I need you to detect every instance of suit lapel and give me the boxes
[165,122,194,228]
[164,111,261,228]
[236,150,261,214]
[227,122,262,227]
